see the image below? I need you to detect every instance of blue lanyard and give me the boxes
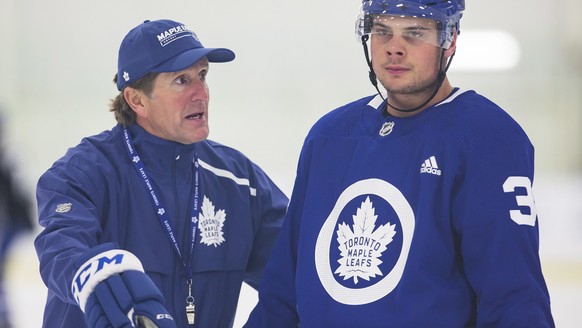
[121,128,199,280]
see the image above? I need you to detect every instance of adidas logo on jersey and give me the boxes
[420,156,441,176]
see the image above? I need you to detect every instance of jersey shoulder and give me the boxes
[307,94,381,139]
[438,89,532,145]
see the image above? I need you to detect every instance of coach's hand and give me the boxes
[72,243,177,328]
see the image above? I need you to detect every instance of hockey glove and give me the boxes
[72,243,177,328]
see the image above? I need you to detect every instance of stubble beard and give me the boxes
[381,71,440,97]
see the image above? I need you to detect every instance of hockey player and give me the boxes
[34,19,288,327]
[245,1,554,327]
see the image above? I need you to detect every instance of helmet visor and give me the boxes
[355,0,459,49]
[365,15,443,48]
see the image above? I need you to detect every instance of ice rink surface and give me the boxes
[5,174,581,327]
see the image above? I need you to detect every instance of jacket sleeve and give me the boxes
[34,159,107,306]
[243,162,289,290]
[244,141,314,328]
[452,132,554,327]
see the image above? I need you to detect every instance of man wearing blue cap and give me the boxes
[34,19,288,328]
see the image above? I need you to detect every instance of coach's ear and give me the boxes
[123,87,147,118]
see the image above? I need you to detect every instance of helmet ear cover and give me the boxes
[363,13,373,35]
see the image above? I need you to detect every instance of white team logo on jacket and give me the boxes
[315,178,415,305]
[198,196,226,247]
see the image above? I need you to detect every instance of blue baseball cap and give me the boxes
[116,19,235,90]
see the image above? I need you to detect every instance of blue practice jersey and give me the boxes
[35,124,288,327]
[246,89,554,327]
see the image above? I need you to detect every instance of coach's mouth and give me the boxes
[185,113,204,120]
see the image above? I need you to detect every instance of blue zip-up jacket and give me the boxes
[35,123,288,327]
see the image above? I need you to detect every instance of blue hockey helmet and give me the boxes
[356,0,465,49]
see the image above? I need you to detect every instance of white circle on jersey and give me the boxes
[314,178,415,305]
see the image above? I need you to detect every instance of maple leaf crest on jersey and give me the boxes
[335,196,396,284]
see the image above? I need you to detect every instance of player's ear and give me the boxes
[123,87,147,117]
[444,29,458,58]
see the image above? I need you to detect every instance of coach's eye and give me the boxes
[175,76,190,85]
[199,70,207,82]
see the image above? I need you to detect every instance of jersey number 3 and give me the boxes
[502,176,537,226]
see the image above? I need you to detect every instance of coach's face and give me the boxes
[127,58,211,144]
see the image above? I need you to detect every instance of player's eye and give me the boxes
[405,29,424,39]
[372,27,392,36]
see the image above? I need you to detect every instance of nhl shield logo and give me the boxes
[379,122,395,136]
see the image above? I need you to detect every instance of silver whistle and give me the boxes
[186,302,195,325]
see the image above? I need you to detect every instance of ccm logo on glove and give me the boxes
[71,249,144,311]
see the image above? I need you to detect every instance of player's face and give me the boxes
[370,15,443,96]
[137,58,211,144]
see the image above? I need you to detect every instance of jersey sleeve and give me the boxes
[452,123,554,326]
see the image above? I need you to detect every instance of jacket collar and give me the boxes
[123,124,198,174]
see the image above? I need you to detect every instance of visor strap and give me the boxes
[361,35,385,103]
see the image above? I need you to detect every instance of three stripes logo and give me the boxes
[420,156,441,176]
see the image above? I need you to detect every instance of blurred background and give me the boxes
[0,0,580,327]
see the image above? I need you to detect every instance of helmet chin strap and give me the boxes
[361,35,455,117]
